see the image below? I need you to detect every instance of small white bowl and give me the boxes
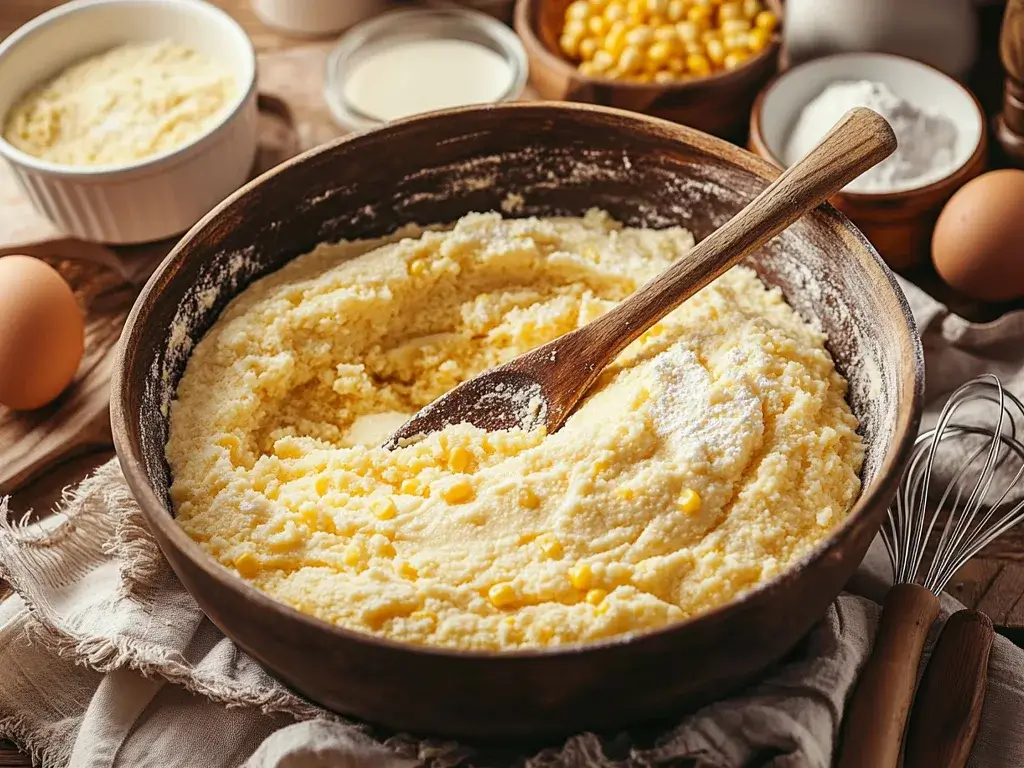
[251,0,395,38]
[0,0,258,245]
[753,52,984,193]
[749,52,987,270]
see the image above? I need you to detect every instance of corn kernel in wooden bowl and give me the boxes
[558,0,779,83]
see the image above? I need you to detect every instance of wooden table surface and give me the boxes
[1,1,1024,765]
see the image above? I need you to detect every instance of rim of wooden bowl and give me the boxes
[513,0,782,91]
[749,51,989,203]
[111,100,924,662]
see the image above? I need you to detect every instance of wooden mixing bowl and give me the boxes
[514,0,782,141]
[111,102,923,741]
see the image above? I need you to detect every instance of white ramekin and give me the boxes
[0,0,258,245]
[251,0,397,37]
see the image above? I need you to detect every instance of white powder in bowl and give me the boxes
[341,38,514,122]
[783,80,961,194]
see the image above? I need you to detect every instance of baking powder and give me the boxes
[784,80,961,194]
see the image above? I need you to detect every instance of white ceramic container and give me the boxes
[783,0,979,80]
[0,0,258,245]
[252,0,398,37]
[754,52,985,186]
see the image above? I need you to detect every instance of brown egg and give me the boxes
[932,169,1024,303]
[0,255,85,411]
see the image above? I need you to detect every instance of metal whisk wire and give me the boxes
[881,373,1024,594]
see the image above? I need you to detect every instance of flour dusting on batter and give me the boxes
[166,210,864,650]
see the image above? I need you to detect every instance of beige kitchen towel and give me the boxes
[3,276,1024,768]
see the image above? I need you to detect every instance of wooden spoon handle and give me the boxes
[588,107,896,363]
[837,583,941,768]
[904,608,994,768]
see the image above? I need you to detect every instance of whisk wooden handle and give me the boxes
[904,609,994,768]
[837,583,940,768]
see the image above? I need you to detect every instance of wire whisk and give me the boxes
[840,374,1024,768]
[884,373,1024,593]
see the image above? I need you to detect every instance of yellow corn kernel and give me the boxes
[653,70,677,83]
[216,434,240,451]
[592,49,616,71]
[667,55,686,73]
[724,49,747,68]
[718,1,741,21]
[686,52,711,76]
[233,552,260,578]
[630,72,654,82]
[400,478,420,496]
[564,18,588,38]
[595,601,611,615]
[603,20,629,55]
[675,20,699,42]
[569,563,594,590]
[647,40,673,65]
[679,488,702,515]
[274,440,303,460]
[747,27,770,52]
[626,0,646,18]
[488,582,517,608]
[754,9,777,31]
[648,13,666,26]
[587,15,608,35]
[646,0,668,13]
[371,497,397,520]
[604,0,627,21]
[537,533,563,558]
[314,475,331,496]
[518,487,541,509]
[578,61,598,76]
[653,23,679,42]
[643,58,661,75]
[625,25,655,46]
[615,486,637,500]
[442,478,475,504]
[586,588,609,605]
[447,446,472,473]
[579,37,600,60]
[721,18,751,34]
[560,33,582,59]
[344,541,366,567]
[396,560,419,579]
[742,0,762,18]
[617,44,644,74]
[589,0,609,7]
[705,37,725,65]
[567,0,591,18]
[666,0,687,21]
[686,4,711,27]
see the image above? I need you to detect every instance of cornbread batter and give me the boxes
[167,211,864,650]
[3,40,235,166]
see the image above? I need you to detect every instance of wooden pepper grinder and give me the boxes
[996,0,1024,167]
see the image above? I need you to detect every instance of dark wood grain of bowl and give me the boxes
[514,0,782,141]
[111,102,923,741]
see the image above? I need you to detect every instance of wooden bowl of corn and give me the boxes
[513,0,782,140]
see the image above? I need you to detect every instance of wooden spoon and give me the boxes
[383,107,896,450]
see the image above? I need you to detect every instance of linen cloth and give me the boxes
[2,277,1024,768]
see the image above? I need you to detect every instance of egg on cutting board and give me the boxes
[932,169,1024,303]
[0,255,84,411]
